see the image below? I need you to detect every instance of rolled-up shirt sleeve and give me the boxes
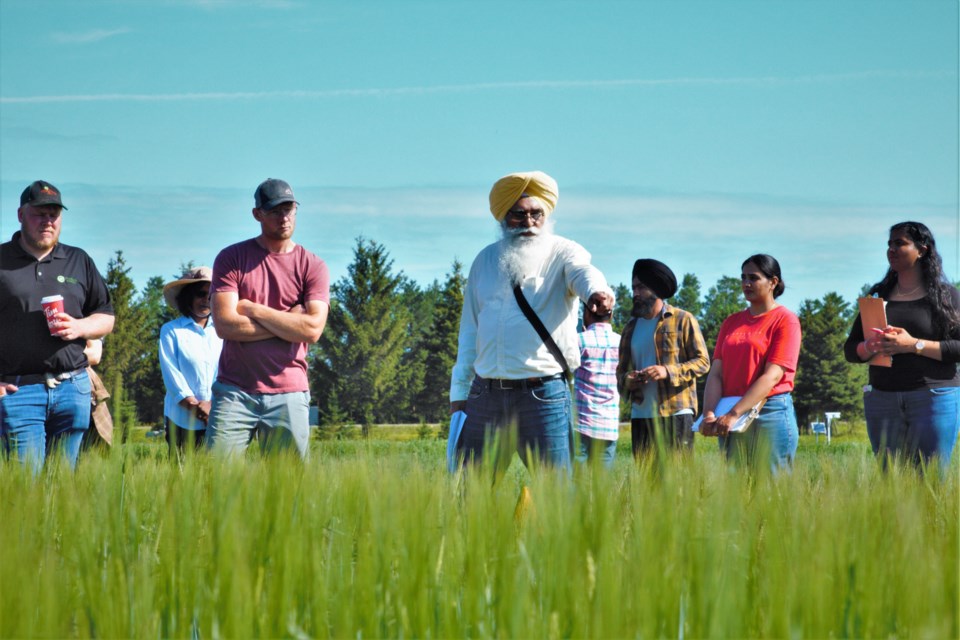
[562,242,612,303]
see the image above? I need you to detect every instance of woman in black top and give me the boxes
[844,221,960,471]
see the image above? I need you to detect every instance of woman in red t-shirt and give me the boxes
[700,254,802,471]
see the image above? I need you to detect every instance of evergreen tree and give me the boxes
[416,260,465,421]
[794,292,865,427]
[700,275,744,352]
[130,275,175,426]
[98,251,149,435]
[383,276,438,421]
[312,237,413,424]
[611,283,632,334]
[673,273,703,317]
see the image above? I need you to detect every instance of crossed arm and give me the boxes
[212,291,329,344]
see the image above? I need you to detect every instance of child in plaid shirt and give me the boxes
[574,304,621,467]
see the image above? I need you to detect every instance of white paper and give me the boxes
[446,410,467,472]
[692,396,758,433]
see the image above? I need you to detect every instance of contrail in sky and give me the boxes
[1,70,953,104]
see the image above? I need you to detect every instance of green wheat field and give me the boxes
[0,429,956,639]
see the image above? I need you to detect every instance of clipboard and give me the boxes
[858,297,892,367]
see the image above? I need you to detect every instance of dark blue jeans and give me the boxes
[0,371,91,474]
[864,385,960,470]
[456,376,572,470]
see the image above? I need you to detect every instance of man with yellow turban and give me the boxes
[449,171,615,470]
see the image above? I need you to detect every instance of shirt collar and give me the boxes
[9,231,66,262]
[174,314,215,331]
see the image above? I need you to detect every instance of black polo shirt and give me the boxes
[0,232,113,376]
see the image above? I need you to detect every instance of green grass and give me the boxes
[0,432,956,638]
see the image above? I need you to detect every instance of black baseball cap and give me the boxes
[254,178,298,210]
[20,180,67,209]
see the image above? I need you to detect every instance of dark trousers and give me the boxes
[456,376,572,470]
[165,418,206,458]
[631,414,695,456]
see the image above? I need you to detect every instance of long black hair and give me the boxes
[742,254,786,298]
[175,281,209,318]
[868,221,960,338]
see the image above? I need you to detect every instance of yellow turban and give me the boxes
[488,171,559,222]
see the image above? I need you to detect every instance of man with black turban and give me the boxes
[450,171,614,470]
[616,258,709,455]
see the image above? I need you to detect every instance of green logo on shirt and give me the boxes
[56,275,79,284]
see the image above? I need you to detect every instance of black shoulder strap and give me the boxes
[513,284,571,380]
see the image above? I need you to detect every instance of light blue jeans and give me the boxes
[457,375,572,470]
[206,381,311,460]
[0,371,91,474]
[576,433,617,468]
[863,385,960,470]
[719,393,798,474]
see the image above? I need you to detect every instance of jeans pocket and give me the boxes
[467,378,487,400]
[531,382,567,404]
[929,387,958,396]
[72,373,92,396]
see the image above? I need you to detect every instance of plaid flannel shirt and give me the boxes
[615,304,710,417]
[574,322,621,440]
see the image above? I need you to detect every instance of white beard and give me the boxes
[497,220,556,286]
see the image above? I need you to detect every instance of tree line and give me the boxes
[98,237,865,434]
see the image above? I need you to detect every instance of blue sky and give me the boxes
[2,0,957,312]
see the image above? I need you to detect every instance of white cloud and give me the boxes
[168,0,300,9]
[2,70,953,104]
[49,28,131,45]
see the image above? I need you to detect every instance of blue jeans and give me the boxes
[206,381,311,460]
[575,433,617,468]
[719,393,798,474]
[456,376,572,470]
[863,385,960,470]
[0,371,91,474]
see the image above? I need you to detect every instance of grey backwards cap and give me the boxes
[254,178,298,210]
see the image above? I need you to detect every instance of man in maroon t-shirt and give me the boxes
[207,178,330,459]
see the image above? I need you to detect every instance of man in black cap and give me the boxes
[616,259,709,455]
[0,180,115,473]
[206,178,330,460]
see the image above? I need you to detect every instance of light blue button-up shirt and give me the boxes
[159,315,223,430]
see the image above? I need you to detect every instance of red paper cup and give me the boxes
[40,295,64,335]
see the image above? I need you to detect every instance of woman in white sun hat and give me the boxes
[159,266,223,457]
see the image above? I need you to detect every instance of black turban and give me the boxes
[632,259,677,299]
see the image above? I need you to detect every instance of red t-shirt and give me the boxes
[212,239,330,394]
[713,306,801,397]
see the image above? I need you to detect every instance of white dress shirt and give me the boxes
[450,235,612,402]
[159,315,223,430]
